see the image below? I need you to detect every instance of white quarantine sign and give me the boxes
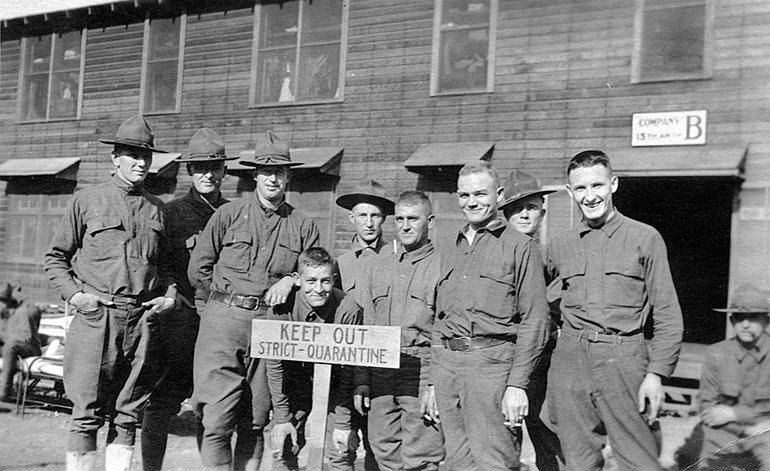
[251,319,401,369]
[632,110,707,146]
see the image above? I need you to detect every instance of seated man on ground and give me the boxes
[0,283,43,402]
[694,283,770,469]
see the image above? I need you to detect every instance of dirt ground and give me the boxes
[0,397,701,471]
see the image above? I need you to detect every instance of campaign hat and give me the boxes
[99,115,168,153]
[499,170,556,211]
[336,179,395,216]
[239,130,302,167]
[713,284,770,314]
[176,128,237,162]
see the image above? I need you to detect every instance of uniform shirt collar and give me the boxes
[397,240,435,263]
[456,217,507,245]
[188,187,224,211]
[111,174,143,195]
[351,235,386,257]
[258,198,291,217]
[731,334,768,363]
[295,289,335,323]
[578,210,623,238]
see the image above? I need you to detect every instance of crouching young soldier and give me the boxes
[694,284,770,469]
[269,247,362,471]
[353,190,445,471]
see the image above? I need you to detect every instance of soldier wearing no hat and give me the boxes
[188,130,320,471]
[44,115,178,471]
[140,128,237,471]
[499,171,563,471]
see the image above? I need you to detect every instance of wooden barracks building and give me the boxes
[1,0,769,354]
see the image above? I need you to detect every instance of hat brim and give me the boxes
[336,193,395,215]
[239,161,304,168]
[499,189,557,210]
[100,139,169,153]
[176,155,239,163]
[713,308,770,314]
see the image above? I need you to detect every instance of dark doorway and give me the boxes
[614,177,737,344]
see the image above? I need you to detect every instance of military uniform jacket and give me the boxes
[45,175,176,302]
[188,197,320,299]
[163,187,229,302]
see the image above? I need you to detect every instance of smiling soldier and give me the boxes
[544,150,683,470]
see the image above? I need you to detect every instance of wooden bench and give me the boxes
[661,342,707,416]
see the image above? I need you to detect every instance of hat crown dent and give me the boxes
[505,170,542,198]
[254,130,290,158]
[189,128,226,157]
[116,114,155,147]
[719,284,770,313]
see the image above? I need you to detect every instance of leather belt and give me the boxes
[440,335,516,352]
[400,345,430,356]
[82,284,146,306]
[561,325,644,345]
[209,291,266,311]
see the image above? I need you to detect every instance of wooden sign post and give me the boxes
[252,320,401,471]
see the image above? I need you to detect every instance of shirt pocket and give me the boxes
[560,259,585,309]
[220,230,253,272]
[137,219,163,261]
[370,283,390,325]
[476,270,516,320]
[85,217,125,261]
[604,260,645,308]
[271,240,301,276]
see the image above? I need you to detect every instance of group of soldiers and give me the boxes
[38,114,770,471]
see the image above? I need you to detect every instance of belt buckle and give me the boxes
[242,296,260,310]
[454,336,472,352]
[590,331,600,343]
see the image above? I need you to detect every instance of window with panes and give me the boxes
[251,0,347,106]
[431,0,497,95]
[141,16,185,114]
[19,31,85,121]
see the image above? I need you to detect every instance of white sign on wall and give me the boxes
[632,110,707,146]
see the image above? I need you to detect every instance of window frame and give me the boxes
[631,0,714,84]
[139,13,187,115]
[430,0,498,96]
[248,0,349,108]
[5,193,71,264]
[17,30,87,123]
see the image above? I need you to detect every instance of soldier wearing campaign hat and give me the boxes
[138,128,236,471]
[688,284,770,469]
[189,130,320,471]
[499,170,563,470]
[328,180,395,471]
[500,170,556,243]
[45,115,177,471]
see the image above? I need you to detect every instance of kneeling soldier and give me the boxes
[268,247,362,470]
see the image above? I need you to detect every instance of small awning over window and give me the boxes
[149,153,181,178]
[609,145,747,178]
[232,147,343,176]
[0,157,80,181]
[404,142,494,174]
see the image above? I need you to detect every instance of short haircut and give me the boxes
[396,190,432,214]
[458,161,500,187]
[567,150,612,175]
[297,247,334,273]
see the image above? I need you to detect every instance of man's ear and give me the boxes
[427,213,435,230]
[347,211,355,225]
[496,186,505,205]
[292,272,301,287]
[110,153,120,168]
[186,163,193,177]
[610,175,619,194]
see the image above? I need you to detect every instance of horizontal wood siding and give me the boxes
[1,0,770,301]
